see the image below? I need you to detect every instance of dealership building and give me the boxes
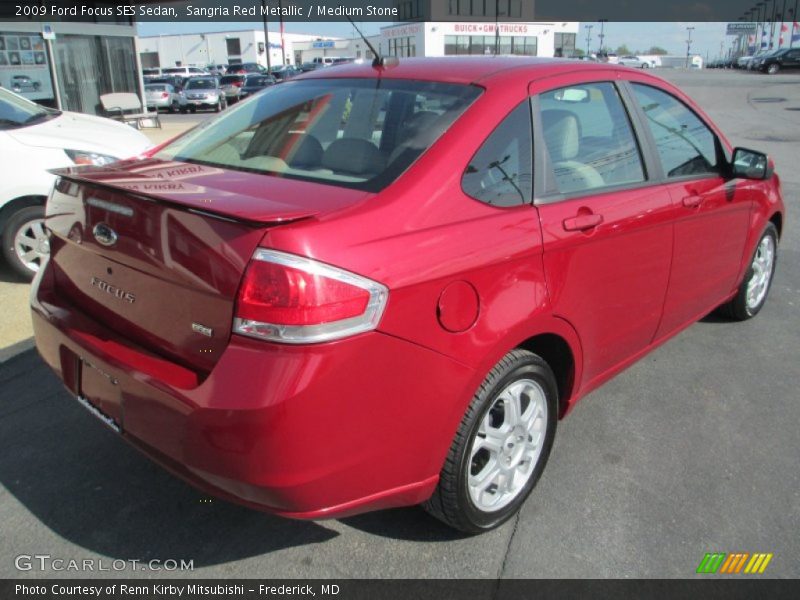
[0,19,140,115]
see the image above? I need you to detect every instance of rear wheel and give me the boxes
[2,205,47,281]
[169,100,178,113]
[720,223,778,320]
[424,349,558,533]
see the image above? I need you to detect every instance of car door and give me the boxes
[626,83,753,338]
[784,49,800,70]
[530,74,676,386]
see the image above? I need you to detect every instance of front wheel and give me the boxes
[767,63,780,75]
[423,349,558,533]
[720,223,778,320]
[1,205,47,281]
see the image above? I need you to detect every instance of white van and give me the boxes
[312,57,343,67]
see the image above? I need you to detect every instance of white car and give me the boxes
[0,87,152,279]
[617,55,650,68]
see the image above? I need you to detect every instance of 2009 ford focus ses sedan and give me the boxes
[32,57,784,533]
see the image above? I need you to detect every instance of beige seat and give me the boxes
[541,109,604,194]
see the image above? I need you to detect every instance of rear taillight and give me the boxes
[161,92,170,98]
[233,81,243,87]
[234,249,388,344]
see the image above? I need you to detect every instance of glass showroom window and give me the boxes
[53,35,139,115]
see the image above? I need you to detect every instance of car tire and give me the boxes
[169,101,178,114]
[214,100,222,113]
[190,106,197,114]
[719,223,778,321]
[1,205,47,281]
[767,63,780,75]
[423,349,558,533]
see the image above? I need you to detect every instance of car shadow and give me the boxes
[0,352,339,567]
[340,508,472,542]
[0,262,28,284]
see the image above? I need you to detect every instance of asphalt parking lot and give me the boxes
[0,69,798,579]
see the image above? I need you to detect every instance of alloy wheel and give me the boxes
[13,217,49,273]
[746,234,775,313]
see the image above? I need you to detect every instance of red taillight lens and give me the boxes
[234,81,243,87]
[161,92,170,98]
[234,249,388,344]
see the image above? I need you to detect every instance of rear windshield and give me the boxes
[245,76,271,86]
[156,78,481,192]
[163,68,185,74]
[220,75,244,84]
[186,79,216,89]
[146,85,167,91]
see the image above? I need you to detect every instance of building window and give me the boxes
[53,35,138,115]
[444,35,537,56]
[226,38,241,57]
[554,33,576,58]
[388,36,416,58]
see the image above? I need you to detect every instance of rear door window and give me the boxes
[538,82,646,195]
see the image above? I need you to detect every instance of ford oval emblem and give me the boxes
[92,223,118,247]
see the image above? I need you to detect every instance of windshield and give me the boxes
[0,87,58,128]
[157,78,481,192]
[186,79,216,90]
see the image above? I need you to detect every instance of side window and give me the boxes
[631,84,719,179]
[538,82,645,195]
[462,102,532,207]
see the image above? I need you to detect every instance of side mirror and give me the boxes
[730,147,772,180]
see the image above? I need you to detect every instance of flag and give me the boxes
[794,22,800,43]
[761,26,768,48]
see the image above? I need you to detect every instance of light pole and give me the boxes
[598,19,607,54]
[584,24,593,55]
[685,26,695,68]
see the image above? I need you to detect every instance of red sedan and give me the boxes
[31,57,784,533]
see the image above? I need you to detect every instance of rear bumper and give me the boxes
[30,264,474,519]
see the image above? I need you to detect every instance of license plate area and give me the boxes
[78,356,123,432]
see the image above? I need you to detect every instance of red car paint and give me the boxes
[31,58,784,519]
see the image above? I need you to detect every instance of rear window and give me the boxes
[186,79,216,90]
[163,68,184,74]
[221,75,244,84]
[146,85,167,91]
[157,78,482,192]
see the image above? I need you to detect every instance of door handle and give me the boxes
[682,194,702,208]
[562,213,603,231]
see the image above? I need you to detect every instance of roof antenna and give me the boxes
[345,16,399,68]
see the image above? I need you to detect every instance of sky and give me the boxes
[136,21,747,60]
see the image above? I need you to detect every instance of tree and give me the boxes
[646,46,669,55]
[615,44,632,55]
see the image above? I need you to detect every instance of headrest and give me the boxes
[322,138,386,177]
[542,109,581,162]
[280,133,323,168]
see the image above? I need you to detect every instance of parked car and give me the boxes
[181,76,227,112]
[206,64,228,76]
[10,75,41,93]
[31,58,784,533]
[0,87,150,279]
[298,62,323,72]
[239,74,276,99]
[142,68,162,79]
[269,65,301,81]
[162,66,208,78]
[759,47,800,74]
[226,63,265,75]
[146,75,185,92]
[144,83,186,113]
[219,74,246,103]
[736,55,755,69]
[617,55,650,68]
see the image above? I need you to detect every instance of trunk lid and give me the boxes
[46,158,369,374]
